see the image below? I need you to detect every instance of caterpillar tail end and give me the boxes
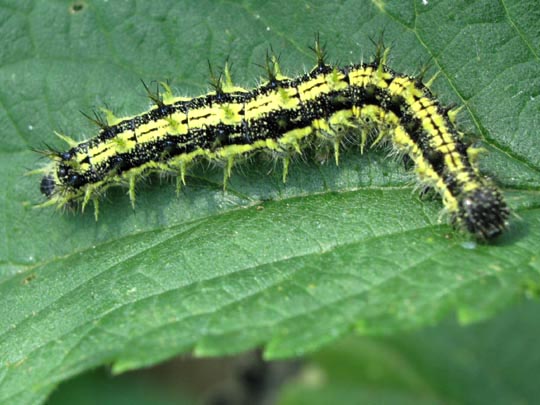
[456,187,510,240]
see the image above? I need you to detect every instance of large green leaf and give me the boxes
[0,0,539,403]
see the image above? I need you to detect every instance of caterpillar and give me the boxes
[35,39,509,239]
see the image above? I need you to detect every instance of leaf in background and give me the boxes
[278,300,540,405]
[47,368,194,405]
[0,0,539,403]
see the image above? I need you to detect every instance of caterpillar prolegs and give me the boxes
[35,39,509,239]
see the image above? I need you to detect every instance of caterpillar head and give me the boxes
[39,165,86,208]
[40,173,57,198]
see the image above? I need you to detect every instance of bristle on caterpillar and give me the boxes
[35,38,509,239]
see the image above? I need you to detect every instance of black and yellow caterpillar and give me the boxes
[36,40,509,239]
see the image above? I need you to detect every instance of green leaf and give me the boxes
[0,0,539,403]
[47,368,195,405]
[278,299,540,405]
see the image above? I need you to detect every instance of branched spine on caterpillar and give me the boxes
[34,37,509,239]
